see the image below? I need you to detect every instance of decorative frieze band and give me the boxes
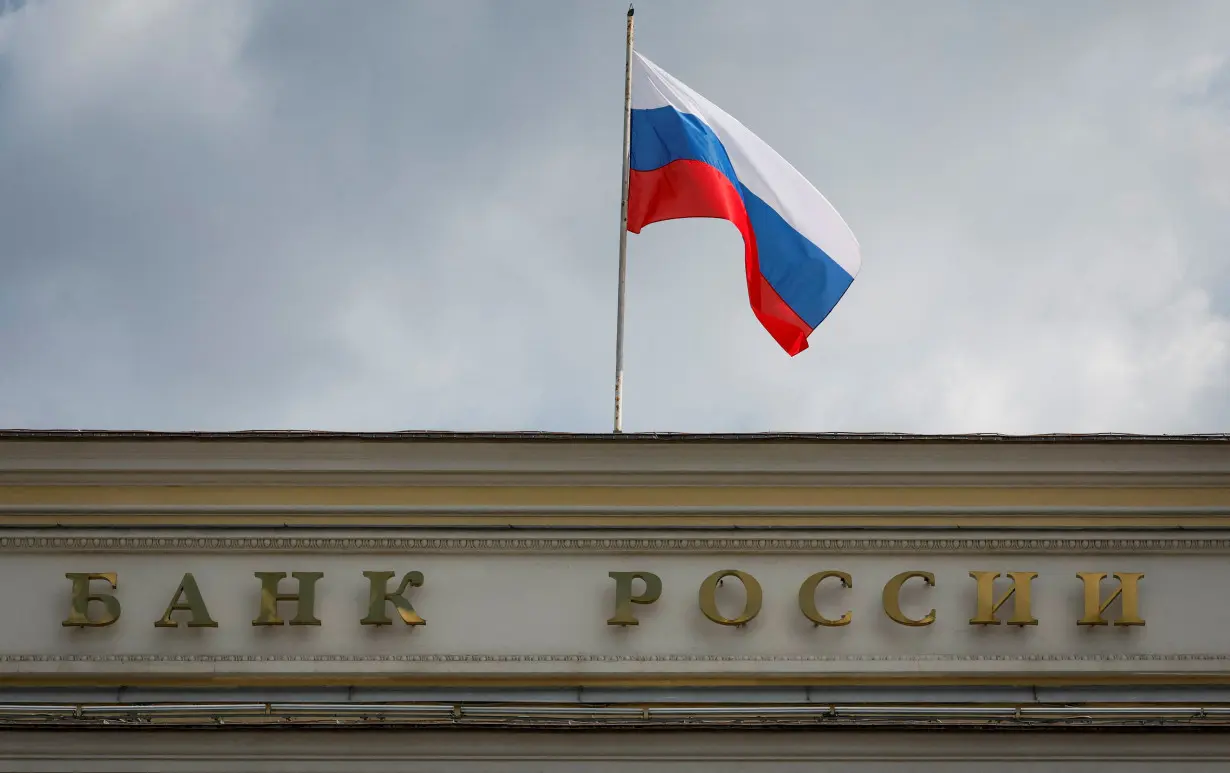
[3,652,1229,664]
[3,535,1230,554]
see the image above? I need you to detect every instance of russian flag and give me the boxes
[628,52,861,356]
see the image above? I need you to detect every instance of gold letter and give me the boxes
[61,572,121,627]
[969,571,1038,626]
[698,570,762,626]
[251,571,324,626]
[154,573,217,628]
[798,571,852,626]
[882,571,936,626]
[360,571,425,626]
[1077,572,1145,626]
[607,571,662,625]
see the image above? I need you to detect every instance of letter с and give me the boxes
[882,571,936,627]
[798,571,852,626]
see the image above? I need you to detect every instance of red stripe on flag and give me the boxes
[628,159,812,356]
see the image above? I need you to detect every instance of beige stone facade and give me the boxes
[1,430,1229,769]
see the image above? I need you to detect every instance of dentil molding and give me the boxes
[4,535,1230,553]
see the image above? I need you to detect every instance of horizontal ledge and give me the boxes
[5,430,1229,442]
[7,672,1230,689]
[7,474,1230,486]
[2,505,1230,531]
[3,505,1230,516]
[3,701,1230,725]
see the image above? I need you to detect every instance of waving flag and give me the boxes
[627,52,861,356]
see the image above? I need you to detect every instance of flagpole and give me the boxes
[613,4,634,433]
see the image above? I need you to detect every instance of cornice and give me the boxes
[2,504,1228,528]
[4,434,1228,529]
[2,434,1228,483]
[3,429,1228,441]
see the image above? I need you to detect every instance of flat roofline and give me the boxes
[0,429,1226,443]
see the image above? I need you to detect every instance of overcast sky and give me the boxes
[1,0,1227,434]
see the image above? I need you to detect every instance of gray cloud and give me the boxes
[0,0,1227,432]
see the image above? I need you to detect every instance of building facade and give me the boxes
[1,430,1229,770]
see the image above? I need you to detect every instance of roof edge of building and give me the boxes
[0,429,1226,443]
